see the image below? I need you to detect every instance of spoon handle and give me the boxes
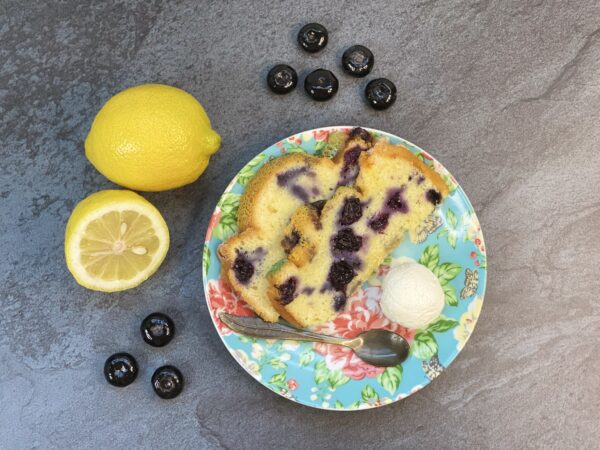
[219,313,349,346]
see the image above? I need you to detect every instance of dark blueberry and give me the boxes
[277,166,308,187]
[339,197,363,226]
[365,78,397,110]
[302,287,315,295]
[104,353,138,387]
[281,230,301,254]
[277,277,298,305]
[333,293,347,311]
[341,45,374,77]
[328,261,356,291]
[141,312,175,347]
[333,228,362,252]
[290,184,310,202]
[152,366,184,399]
[417,175,425,184]
[338,146,363,186]
[349,127,373,143]
[233,252,254,284]
[267,64,298,94]
[426,189,442,205]
[368,213,390,232]
[386,189,409,213]
[310,199,327,216]
[297,23,328,52]
[304,69,339,101]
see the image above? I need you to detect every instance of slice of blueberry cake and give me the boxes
[267,141,450,327]
[217,128,374,322]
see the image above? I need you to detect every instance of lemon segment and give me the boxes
[65,190,170,292]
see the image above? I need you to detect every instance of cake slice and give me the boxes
[267,141,450,327]
[217,128,374,322]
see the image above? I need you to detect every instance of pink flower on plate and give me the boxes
[312,129,329,142]
[287,379,298,391]
[313,287,415,380]
[206,210,221,240]
[207,279,254,335]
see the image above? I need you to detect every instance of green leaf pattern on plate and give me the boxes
[419,244,462,306]
[427,315,459,333]
[213,192,240,240]
[361,385,379,402]
[377,366,403,395]
[411,331,438,360]
[236,154,267,187]
[202,245,210,278]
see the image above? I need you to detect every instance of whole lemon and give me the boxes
[85,84,221,191]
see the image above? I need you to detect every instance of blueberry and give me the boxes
[298,23,328,53]
[328,261,356,291]
[339,197,363,226]
[365,78,397,110]
[267,64,298,94]
[141,312,175,347]
[333,228,362,252]
[233,252,254,284]
[277,277,298,305]
[152,366,184,399]
[349,127,372,143]
[333,293,347,311]
[304,69,339,101]
[368,213,390,232]
[104,353,138,387]
[281,230,301,253]
[310,199,327,216]
[386,189,409,213]
[426,189,442,205]
[342,45,374,77]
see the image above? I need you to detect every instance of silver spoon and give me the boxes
[219,312,410,367]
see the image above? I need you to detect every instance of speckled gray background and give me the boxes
[1,0,599,448]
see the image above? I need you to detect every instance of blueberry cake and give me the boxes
[267,141,449,327]
[217,128,374,322]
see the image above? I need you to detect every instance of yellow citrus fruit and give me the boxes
[85,84,221,191]
[65,190,170,292]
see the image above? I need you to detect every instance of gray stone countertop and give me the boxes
[1,0,599,448]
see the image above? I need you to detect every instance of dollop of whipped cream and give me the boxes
[380,261,444,329]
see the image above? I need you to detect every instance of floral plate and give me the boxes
[202,126,487,411]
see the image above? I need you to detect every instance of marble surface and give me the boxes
[1,0,599,448]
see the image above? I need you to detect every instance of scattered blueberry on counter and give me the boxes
[104,353,138,387]
[104,315,183,398]
[365,78,397,110]
[297,23,328,53]
[152,366,184,399]
[269,23,395,109]
[267,64,298,94]
[304,69,339,101]
[341,45,374,77]
[141,312,175,347]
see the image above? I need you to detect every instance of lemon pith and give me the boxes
[65,190,170,292]
[85,84,221,192]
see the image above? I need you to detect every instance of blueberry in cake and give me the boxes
[267,141,449,327]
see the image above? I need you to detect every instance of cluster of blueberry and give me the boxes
[267,23,396,110]
[103,313,183,399]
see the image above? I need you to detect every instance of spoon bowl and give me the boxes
[348,328,410,367]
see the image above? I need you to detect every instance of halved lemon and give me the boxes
[65,190,170,292]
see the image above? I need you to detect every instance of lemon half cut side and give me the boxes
[65,190,170,292]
